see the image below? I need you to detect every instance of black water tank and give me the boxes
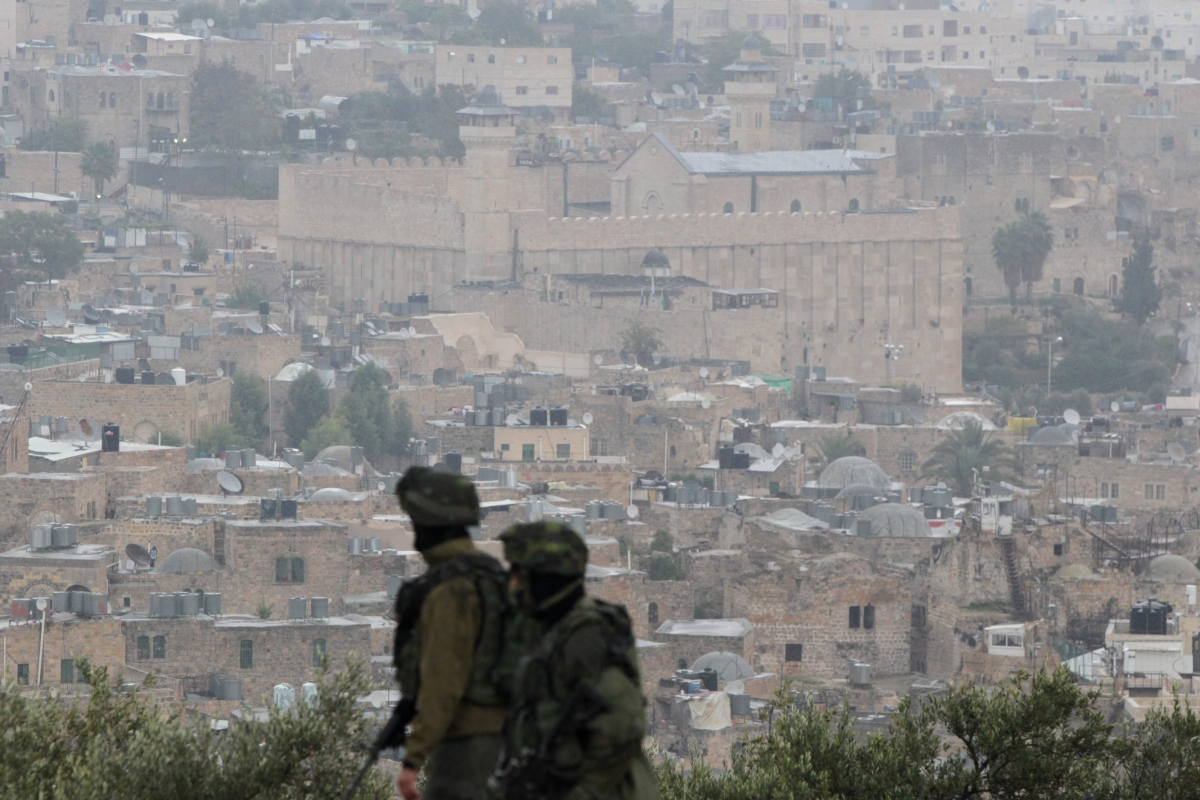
[549,407,568,426]
[141,370,156,385]
[259,301,270,317]
[698,668,719,691]
[530,407,549,426]
[114,366,136,384]
[260,498,277,520]
[101,423,120,452]
[718,446,736,469]
[1130,598,1172,635]
[6,343,27,364]
[279,499,298,519]
[444,452,463,473]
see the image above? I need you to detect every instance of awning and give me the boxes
[1049,196,1087,210]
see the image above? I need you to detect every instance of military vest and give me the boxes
[392,551,521,708]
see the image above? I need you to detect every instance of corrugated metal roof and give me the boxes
[748,456,785,472]
[651,134,889,176]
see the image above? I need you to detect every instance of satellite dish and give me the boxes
[82,303,101,324]
[672,84,685,95]
[126,543,151,566]
[247,322,264,335]
[35,598,47,612]
[898,3,904,9]
[215,367,224,378]
[1114,115,1122,125]
[1169,442,1186,461]
[206,18,215,26]
[191,17,206,31]
[217,470,245,496]
[698,101,706,110]
[626,504,639,519]
[46,306,66,327]
[78,373,90,382]
[772,443,785,457]
[699,367,710,379]
[79,419,101,441]
[1152,35,1164,49]
[321,336,331,347]
[844,55,858,70]
[928,75,942,88]
[345,138,357,151]
[651,93,664,106]
[986,121,996,133]
[1017,66,1029,79]
[1111,401,1121,413]
[23,382,32,392]
[378,481,386,492]
[408,326,417,336]
[1063,408,1081,426]
[701,398,711,409]
[398,328,410,339]
[506,413,520,426]
[582,412,594,425]
[594,354,603,365]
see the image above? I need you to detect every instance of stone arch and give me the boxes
[643,192,663,215]
[1109,274,1119,295]
[723,202,734,214]
[848,198,860,212]
[454,334,479,368]
[790,199,801,213]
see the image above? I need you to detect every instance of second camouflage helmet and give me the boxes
[501,521,588,576]
[396,466,480,527]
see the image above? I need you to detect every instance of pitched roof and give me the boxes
[646,133,887,176]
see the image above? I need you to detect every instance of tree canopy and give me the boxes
[920,419,1014,496]
[0,211,85,283]
[230,371,268,442]
[339,85,469,161]
[81,141,118,200]
[1115,235,1162,326]
[448,0,542,46]
[18,116,88,152]
[284,369,330,448]
[992,210,1054,306]
[301,413,353,460]
[189,60,281,152]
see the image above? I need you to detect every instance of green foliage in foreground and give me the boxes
[658,667,1200,800]
[0,658,391,800]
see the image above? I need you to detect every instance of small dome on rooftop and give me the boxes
[1028,426,1073,445]
[641,249,670,267]
[1144,554,1200,583]
[857,503,936,537]
[742,34,761,50]
[152,548,220,574]
[818,456,888,490]
[477,84,500,105]
[308,487,356,502]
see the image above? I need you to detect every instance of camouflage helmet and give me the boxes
[501,521,588,577]
[396,466,480,527]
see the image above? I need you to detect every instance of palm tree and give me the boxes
[80,141,117,200]
[920,420,1014,497]
[816,432,865,463]
[992,211,1055,307]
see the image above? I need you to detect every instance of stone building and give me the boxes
[724,36,777,152]
[434,45,573,115]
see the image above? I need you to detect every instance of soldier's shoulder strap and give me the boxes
[394,551,504,641]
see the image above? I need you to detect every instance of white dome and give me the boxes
[857,503,935,537]
[307,488,356,502]
[690,651,756,681]
[818,456,888,490]
[936,411,996,431]
[152,548,220,574]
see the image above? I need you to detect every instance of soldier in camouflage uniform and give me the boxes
[493,521,659,800]
[391,467,513,800]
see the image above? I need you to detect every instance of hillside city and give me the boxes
[4,0,1200,795]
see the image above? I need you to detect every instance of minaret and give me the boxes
[457,85,518,280]
[723,36,778,152]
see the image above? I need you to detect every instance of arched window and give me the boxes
[938,196,946,207]
[669,445,676,458]
[790,200,801,213]
[136,635,150,660]
[648,602,659,624]
[1109,274,1119,295]
[848,198,860,212]
[152,635,166,659]
[276,556,305,582]
[723,202,734,214]
[949,196,957,205]
[108,92,116,108]
[965,277,972,295]
[166,91,173,108]
[312,638,326,667]
[240,640,254,669]
[48,89,54,102]
[1073,277,1084,295]
[643,192,662,215]
[156,92,164,109]
[99,91,106,108]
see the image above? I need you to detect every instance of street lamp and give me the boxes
[1048,336,1063,392]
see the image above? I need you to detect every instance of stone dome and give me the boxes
[742,34,761,50]
[641,249,670,267]
[690,651,756,682]
[835,482,888,499]
[301,461,351,477]
[1143,554,1200,583]
[477,84,500,105]
[1027,426,1073,445]
[856,503,935,537]
[152,548,220,574]
[818,456,888,490]
[936,411,996,431]
[314,445,373,474]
